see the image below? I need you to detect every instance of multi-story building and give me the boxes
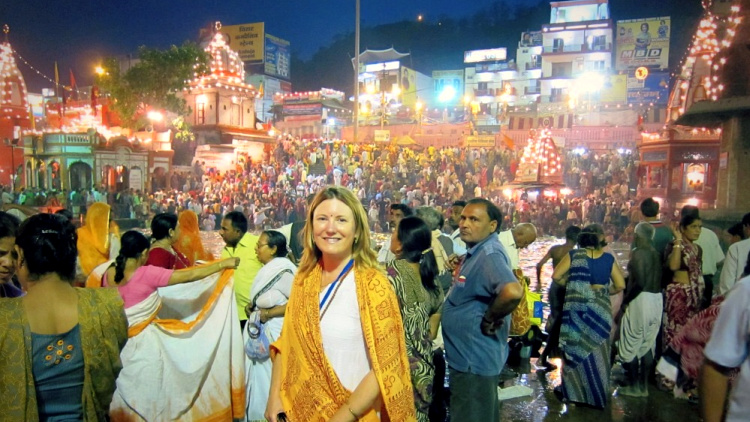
[540,0,613,107]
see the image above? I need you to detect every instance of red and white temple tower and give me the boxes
[0,25,31,187]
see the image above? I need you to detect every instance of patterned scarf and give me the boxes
[272,264,416,422]
[559,249,613,408]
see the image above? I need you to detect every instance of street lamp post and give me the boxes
[353,0,360,143]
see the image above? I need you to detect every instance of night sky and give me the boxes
[4,0,695,92]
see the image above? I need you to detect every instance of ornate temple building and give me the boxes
[635,0,738,212]
[180,22,273,170]
[0,25,31,188]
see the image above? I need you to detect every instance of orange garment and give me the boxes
[175,210,214,266]
[271,264,417,422]
[77,203,118,278]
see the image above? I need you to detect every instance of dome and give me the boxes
[206,32,245,82]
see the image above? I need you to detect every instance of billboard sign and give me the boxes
[616,17,670,70]
[282,103,321,116]
[27,93,45,118]
[520,31,543,47]
[222,22,265,63]
[599,74,628,103]
[464,48,507,63]
[432,70,464,105]
[627,70,671,105]
[465,135,496,148]
[264,34,291,79]
[364,61,400,73]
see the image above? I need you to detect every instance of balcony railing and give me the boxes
[525,62,541,70]
[524,86,541,95]
[543,43,612,54]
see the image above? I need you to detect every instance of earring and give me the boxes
[354,236,359,243]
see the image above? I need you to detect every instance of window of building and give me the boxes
[591,35,607,51]
[553,38,565,52]
[196,102,205,125]
[591,60,606,71]
[551,62,572,77]
[551,88,565,102]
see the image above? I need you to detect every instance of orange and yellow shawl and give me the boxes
[272,264,417,422]
[78,203,119,280]
[176,210,214,266]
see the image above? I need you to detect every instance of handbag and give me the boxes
[244,269,293,360]
[510,274,532,336]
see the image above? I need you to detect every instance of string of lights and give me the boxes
[10,47,87,97]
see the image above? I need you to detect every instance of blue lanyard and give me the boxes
[319,259,354,310]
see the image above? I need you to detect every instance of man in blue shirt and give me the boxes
[442,198,524,421]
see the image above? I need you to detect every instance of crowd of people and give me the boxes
[536,197,750,422]
[1,139,643,245]
[1,137,749,421]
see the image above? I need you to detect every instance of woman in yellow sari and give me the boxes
[78,203,120,285]
[176,210,214,265]
[265,186,416,422]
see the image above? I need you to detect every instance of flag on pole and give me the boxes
[502,133,515,149]
[54,62,61,115]
[69,69,77,100]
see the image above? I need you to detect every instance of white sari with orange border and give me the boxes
[107,268,245,421]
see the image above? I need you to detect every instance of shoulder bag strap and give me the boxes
[250,269,294,311]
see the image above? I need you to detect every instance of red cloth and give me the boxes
[146,247,190,270]
[670,296,724,380]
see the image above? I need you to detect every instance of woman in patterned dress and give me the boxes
[387,216,444,422]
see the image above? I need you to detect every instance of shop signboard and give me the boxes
[465,135,496,148]
[374,130,391,143]
[282,103,321,116]
[222,22,265,64]
[516,163,540,182]
[264,34,291,79]
[616,17,670,70]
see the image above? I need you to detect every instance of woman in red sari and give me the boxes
[663,213,704,350]
[146,213,190,270]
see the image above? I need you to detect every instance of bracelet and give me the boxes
[348,407,360,421]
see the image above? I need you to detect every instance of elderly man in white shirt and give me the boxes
[719,213,750,296]
[498,223,538,271]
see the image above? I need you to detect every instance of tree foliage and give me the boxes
[98,42,209,130]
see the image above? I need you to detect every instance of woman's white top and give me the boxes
[319,271,371,392]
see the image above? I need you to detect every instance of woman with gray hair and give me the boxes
[617,222,663,397]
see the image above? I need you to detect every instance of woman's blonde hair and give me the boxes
[297,186,379,275]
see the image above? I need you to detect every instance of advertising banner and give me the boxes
[400,67,417,108]
[627,70,671,105]
[282,103,321,116]
[28,93,45,117]
[432,70,464,105]
[464,48,507,63]
[222,22,265,63]
[265,34,291,79]
[464,135,496,148]
[520,31,543,47]
[616,17,670,70]
[600,74,628,103]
